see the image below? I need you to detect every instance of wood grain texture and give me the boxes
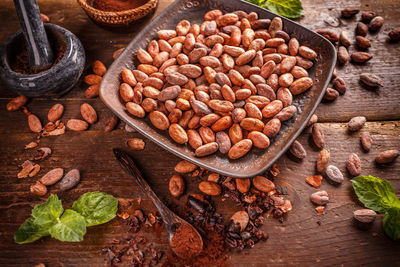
[0,0,399,266]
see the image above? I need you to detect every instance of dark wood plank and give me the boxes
[0,121,399,266]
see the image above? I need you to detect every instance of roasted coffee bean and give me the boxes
[325,165,344,184]
[354,209,377,224]
[199,181,221,195]
[375,150,399,164]
[360,132,372,152]
[341,8,359,18]
[346,153,362,176]
[310,191,329,205]
[351,52,372,63]
[175,160,198,173]
[359,73,383,88]
[388,29,400,42]
[169,174,185,197]
[332,77,346,94]
[59,169,80,191]
[356,22,368,37]
[323,87,339,101]
[337,46,350,64]
[317,149,330,173]
[356,36,371,49]
[348,116,366,131]
[289,140,307,159]
[40,168,64,185]
[312,123,325,149]
[252,176,275,193]
[369,16,384,32]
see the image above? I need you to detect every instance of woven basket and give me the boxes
[77,0,158,25]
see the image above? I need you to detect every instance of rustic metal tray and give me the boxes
[100,0,336,178]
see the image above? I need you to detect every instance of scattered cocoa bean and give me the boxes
[40,168,64,186]
[289,140,307,159]
[40,13,50,23]
[230,211,249,231]
[59,169,80,191]
[169,174,185,197]
[323,87,339,101]
[47,103,64,122]
[375,150,399,164]
[353,209,376,224]
[341,8,359,18]
[127,138,145,150]
[346,153,362,176]
[332,77,346,94]
[369,16,384,32]
[28,114,42,133]
[316,29,339,42]
[305,175,323,188]
[360,132,372,152]
[67,119,88,131]
[337,46,350,64]
[30,181,47,196]
[360,73,383,87]
[252,176,275,193]
[235,178,251,193]
[93,60,107,76]
[174,160,198,173]
[339,31,351,47]
[348,116,366,131]
[104,115,119,132]
[356,22,368,36]
[35,147,51,160]
[325,165,344,184]
[6,95,28,111]
[312,123,325,149]
[388,29,400,42]
[310,190,329,205]
[356,36,371,49]
[198,181,221,196]
[361,11,376,23]
[306,114,318,128]
[351,52,372,63]
[317,149,330,173]
[85,84,100,99]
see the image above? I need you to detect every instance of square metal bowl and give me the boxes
[100,0,336,178]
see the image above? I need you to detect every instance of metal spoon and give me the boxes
[113,149,203,258]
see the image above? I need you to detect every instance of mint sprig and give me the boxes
[245,0,304,19]
[352,176,400,240]
[14,192,118,244]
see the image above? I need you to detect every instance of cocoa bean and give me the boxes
[360,73,383,87]
[28,114,42,133]
[306,175,323,188]
[40,168,64,185]
[310,191,329,205]
[375,150,399,164]
[351,52,372,63]
[341,8,359,18]
[80,103,97,124]
[169,174,185,197]
[30,181,47,196]
[230,211,249,231]
[195,142,219,157]
[289,140,307,159]
[93,60,107,76]
[348,116,366,131]
[104,115,119,132]
[356,36,371,49]
[59,169,80,191]
[127,138,145,150]
[361,11,376,23]
[346,153,362,176]
[235,178,251,193]
[252,176,275,192]
[312,123,325,149]
[337,46,350,64]
[356,22,368,36]
[354,209,376,224]
[306,114,318,128]
[199,181,221,195]
[360,132,372,152]
[48,103,64,122]
[175,160,198,173]
[339,31,351,47]
[228,139,252,159]
[369,16,384,32]
[323,87,339,101]
[7,95,28,111]
[317,149,330,173]
[388,29,400,42]
[325,165,344,184]
[316,29,339,42]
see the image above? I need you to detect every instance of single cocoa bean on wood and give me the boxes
[360,132,372,152]
[360,73,383,88]
[80,103,98,124]
[375,150,399,164]
[325,165,344,184]
[169,174,185,197]
[289,140,307,159]
[310,191,329,205]
[59,169,80,191]
[353,209,376,224]
[348,116,366,131]
[7,95,28,111]
[198,181,221,195]
[48,103,64,122]
[317,149,330,173]
[252,176,275,193]
[175,160,198,173]
[28,114,42,133]
[346,153,362,176]
[312,123,325,149]
[230,211,249,231]
[40,168,64,185]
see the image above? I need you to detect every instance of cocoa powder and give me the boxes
[170,224,202,259]
[91,0,149,12]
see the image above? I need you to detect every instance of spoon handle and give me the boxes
[113,149,182,232]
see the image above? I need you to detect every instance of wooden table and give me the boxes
[0,0,399,266]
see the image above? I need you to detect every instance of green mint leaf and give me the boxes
[14,195,63,244]
[245,0,267,7]
[265,0,304,19]
[383,207,400,240]
[351,176,400,213]
[71,192,118,227]
[49,209,86,242]
[14,217,45,244]
[32,194,63,231]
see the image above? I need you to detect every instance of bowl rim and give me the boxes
[100,0,337,178]
[77,0,158,16]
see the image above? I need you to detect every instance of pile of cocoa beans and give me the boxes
[119,9,317,160]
